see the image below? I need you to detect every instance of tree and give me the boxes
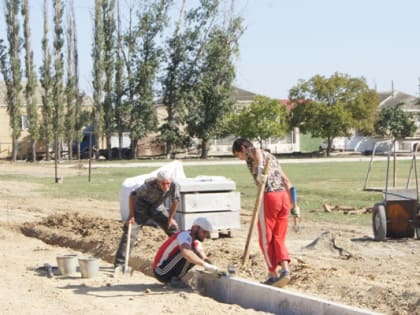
[1,0,22,162]
[120,0,136,158]
[39,0,54,161]
[160,0,219,158]
[64,0,77,160]
[289,72,378,156]
[187,14,244,159]
[71,0,84,161]
[160,0,189,158]
[22,0,40,162]
[375,105,416,139]
[52,0,65,180]
[127,0,172,158]
[226,95,288,148]
[113,0,128,159]
[102,0,115,159]
[92,0,105,155]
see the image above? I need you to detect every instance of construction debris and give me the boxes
[323,204,371,215]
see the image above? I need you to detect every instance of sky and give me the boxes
[1,0,420,99]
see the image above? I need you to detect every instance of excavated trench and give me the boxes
[20,212,413,315]
[21,212,382,315]
[20,212,266,280]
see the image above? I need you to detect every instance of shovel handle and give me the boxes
[242,155,272,266]
[124,222,132,271]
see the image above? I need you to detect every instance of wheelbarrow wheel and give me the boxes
[372,203,387,241]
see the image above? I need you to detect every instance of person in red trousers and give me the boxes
[232,138,292,288]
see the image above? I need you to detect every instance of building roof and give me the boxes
[233,87,257,102]
[156,86,258,107]
[378,90,420,112]
[279,99,292,111]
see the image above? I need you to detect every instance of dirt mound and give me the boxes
[21,212,271,280]
[20,211,420,315]
[302,231,355,258]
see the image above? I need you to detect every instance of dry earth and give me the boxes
[0,161,419,315]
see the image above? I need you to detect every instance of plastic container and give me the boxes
[78,257,100,278]
[56,254,78,275]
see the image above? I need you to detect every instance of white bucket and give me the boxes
[56,255,78,275]
[78,257,100,278]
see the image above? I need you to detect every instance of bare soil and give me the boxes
[0,162,419,315]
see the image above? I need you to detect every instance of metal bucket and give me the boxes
[56,255,78,275]
[78,257,100,278]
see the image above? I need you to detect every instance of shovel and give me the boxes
[114,222,134,277]
[242,155,272,266]
[290,187,301,232]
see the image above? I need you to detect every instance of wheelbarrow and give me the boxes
[370,140,420,241]
[372,188,420,240]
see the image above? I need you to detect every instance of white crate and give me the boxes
[174,211,240,232]
[178,176,236,192]
[180,191,240,213]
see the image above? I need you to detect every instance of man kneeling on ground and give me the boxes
[153,217,218,288]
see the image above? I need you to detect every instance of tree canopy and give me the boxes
[225,95,288,148]
[375,105,416,139]
[289,72,378,155]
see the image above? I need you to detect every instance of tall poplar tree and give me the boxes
[22,0,39,162]
[160,0,219,158]
[92,0,105,154]
[114,0,128,159]
[40,0,54,161]
[65,0,76,159]
[52,0,65,179]
[71,0,84,161]
[121,1,136,157]
[187,11,243,159]
[1,0,22,161]
[102,0,116,159]
[128,0,172,158]
[160,0,187,158]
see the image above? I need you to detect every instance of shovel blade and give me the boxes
[113,265,134,277]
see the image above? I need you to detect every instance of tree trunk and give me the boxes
[31,140,36,162]
[12,136,17,161]
[326,137,332,157]
[46,140,51,161]
[130,139,137,159]
[200,139,209,159]
[118,132,123,160]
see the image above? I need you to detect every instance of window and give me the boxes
[21,115,29,130]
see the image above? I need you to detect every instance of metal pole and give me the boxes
[88,132,92,182]
[393,140,396,187]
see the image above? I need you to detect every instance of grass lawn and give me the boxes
[3,158,414,226]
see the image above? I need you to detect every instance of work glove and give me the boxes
[258,174,268,185]
[291,206,300,218]
[203,262,218,273]
[257,166,267,184]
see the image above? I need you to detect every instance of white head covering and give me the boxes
[192,217,213,232]
[157,170,171,181]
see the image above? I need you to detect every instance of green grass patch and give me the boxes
[299,133,323,152]
[3,158,414,226]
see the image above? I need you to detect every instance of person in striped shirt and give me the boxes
[153,217,218,287]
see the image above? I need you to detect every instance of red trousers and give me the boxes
[257,190,290,273]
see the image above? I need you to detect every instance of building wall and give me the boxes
[0,105,46,159]
[0,83,93,159]
[0,106,12,158]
